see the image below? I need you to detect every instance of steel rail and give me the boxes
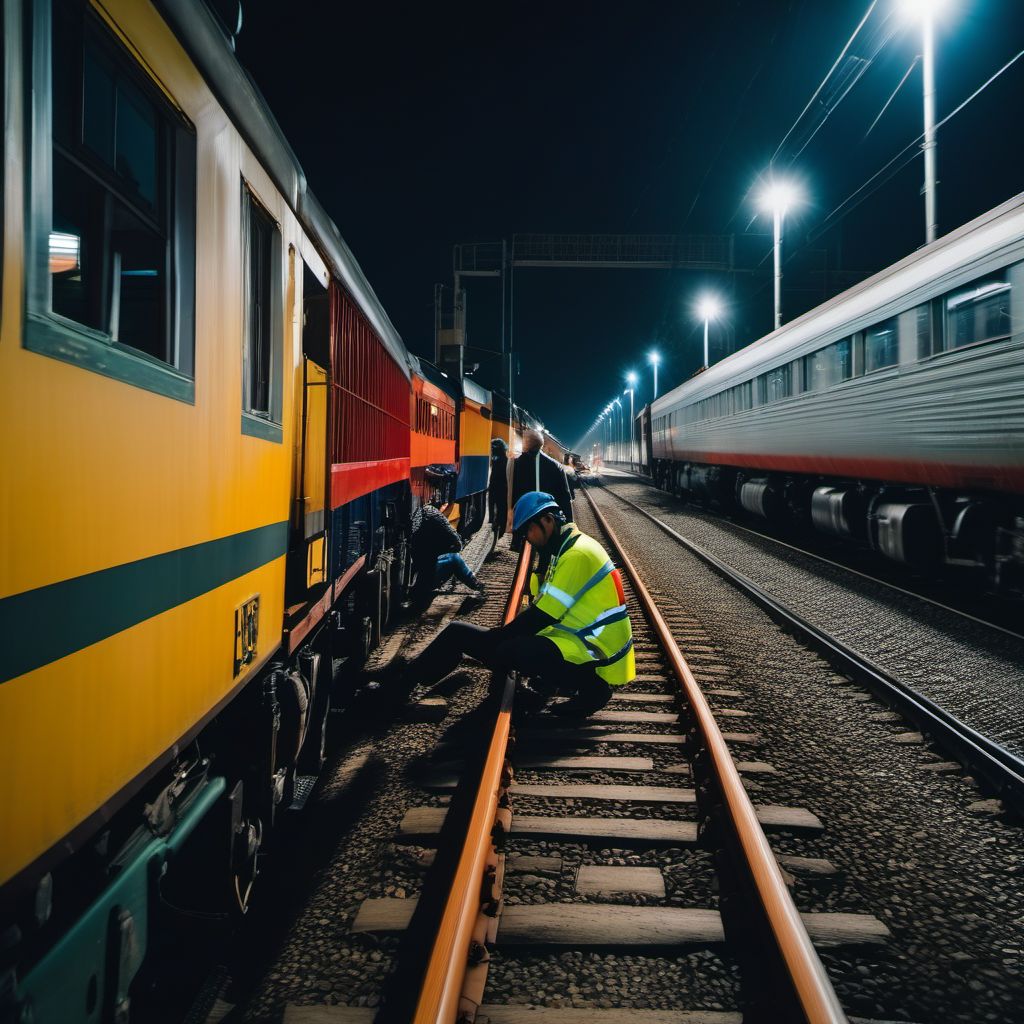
[582,487,847,1023]
[594,482,1024,817]
[412,543,532,1024]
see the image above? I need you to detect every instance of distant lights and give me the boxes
[648,350,661,366]
[626,371,638,386]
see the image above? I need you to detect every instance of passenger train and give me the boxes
[636,192,1024,588]
[0,1,548,1019]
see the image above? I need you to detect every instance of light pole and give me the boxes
[648,350,661,400]
[610,395,618,464]
[696,295,723,370]
[757,181,802,330]
[903,0,944,243]
[625,371,637,470]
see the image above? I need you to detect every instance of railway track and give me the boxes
[335,491,906,1023]
[266,483,1023,1023]
[589,480,1024,818]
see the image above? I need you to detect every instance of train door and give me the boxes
[286,264,330,606]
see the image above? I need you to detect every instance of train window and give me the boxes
[755,374,768,405]
[864,318,899,372]
[916,302,941,358]
[806,337,854,389]
[944,273,1011,350]
[25,0,197,401]
[241,185,283,440]
[765,364,790,402]
[790,358,807,394]
[735,381,753,411]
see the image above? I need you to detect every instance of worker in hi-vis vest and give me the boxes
[355,491,634,718]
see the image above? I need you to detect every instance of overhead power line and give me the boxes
[810,46,1024,241]
[771,1,899,169]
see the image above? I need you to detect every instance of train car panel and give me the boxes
[409,356,458,507]
[455,378,492,501]
[0,0,312,891]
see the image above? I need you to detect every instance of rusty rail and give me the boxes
[412,543,531,1024]
[583,487,847,1023]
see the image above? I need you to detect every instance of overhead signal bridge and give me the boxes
[453,233,737,274]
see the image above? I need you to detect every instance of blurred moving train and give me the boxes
[634,192,1024,588]
[0,1,553,1019]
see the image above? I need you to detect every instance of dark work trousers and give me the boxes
[407,621,610,710]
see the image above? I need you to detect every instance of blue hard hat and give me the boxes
[512,491,561,533]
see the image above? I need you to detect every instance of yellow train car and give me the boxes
[454,377,493,534]
[0,1,415,1019]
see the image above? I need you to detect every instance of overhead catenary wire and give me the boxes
[771,1,882,167]
[809,45,1024,241]
[863,56,920,140]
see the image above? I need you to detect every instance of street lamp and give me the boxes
[648,350,661,400]
[624,371,638,470]
[613,397,623,463]
[901,0,947,244]
[696,295,723,370]
[757,180,803,330]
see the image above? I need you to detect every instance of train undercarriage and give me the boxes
[2,488,494,1022]
[650,458,1024,592]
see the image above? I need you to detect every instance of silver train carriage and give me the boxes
[648,192,1024,586]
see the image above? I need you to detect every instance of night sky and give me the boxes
[235,1,1024,448]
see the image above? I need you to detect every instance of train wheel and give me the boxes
[232,817,261,914]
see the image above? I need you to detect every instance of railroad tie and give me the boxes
[574,865,666,897]
[351,896,888,948]
[478,1010,743,1024]
[590,710,680,724]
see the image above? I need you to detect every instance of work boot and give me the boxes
[547,680,613,719]
[465,574,487,600]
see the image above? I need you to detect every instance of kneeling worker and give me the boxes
[366,491,635,716]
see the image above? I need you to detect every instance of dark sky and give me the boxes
[235,1,1024,448]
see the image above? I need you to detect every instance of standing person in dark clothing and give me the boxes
[409,503,485,610]
[488,437,509,541]
[508,429,573,522]
[563,453,578,498]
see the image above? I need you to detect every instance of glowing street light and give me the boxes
[757,180,804,330]
[648,350,661,400]
[696,295,723,370]
[900,0,949,244]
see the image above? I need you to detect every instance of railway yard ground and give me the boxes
[186,479,1021,1024]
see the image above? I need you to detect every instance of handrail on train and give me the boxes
[582,490,847,1024]
[411,543,532,1024]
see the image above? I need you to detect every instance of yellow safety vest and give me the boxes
[534,524,636,686]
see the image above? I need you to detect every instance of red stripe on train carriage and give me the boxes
[330,458,411,508]
[659,449,1024,495]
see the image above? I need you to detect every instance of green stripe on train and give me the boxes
[0,522,290,684]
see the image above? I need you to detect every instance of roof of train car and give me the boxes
[154,0,412,380]
[652,187,1024,418]
[462,376,492,408]
[408,355,458,401]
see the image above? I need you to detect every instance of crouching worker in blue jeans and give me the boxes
[409,503,485,611]
[362,492,635,718]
